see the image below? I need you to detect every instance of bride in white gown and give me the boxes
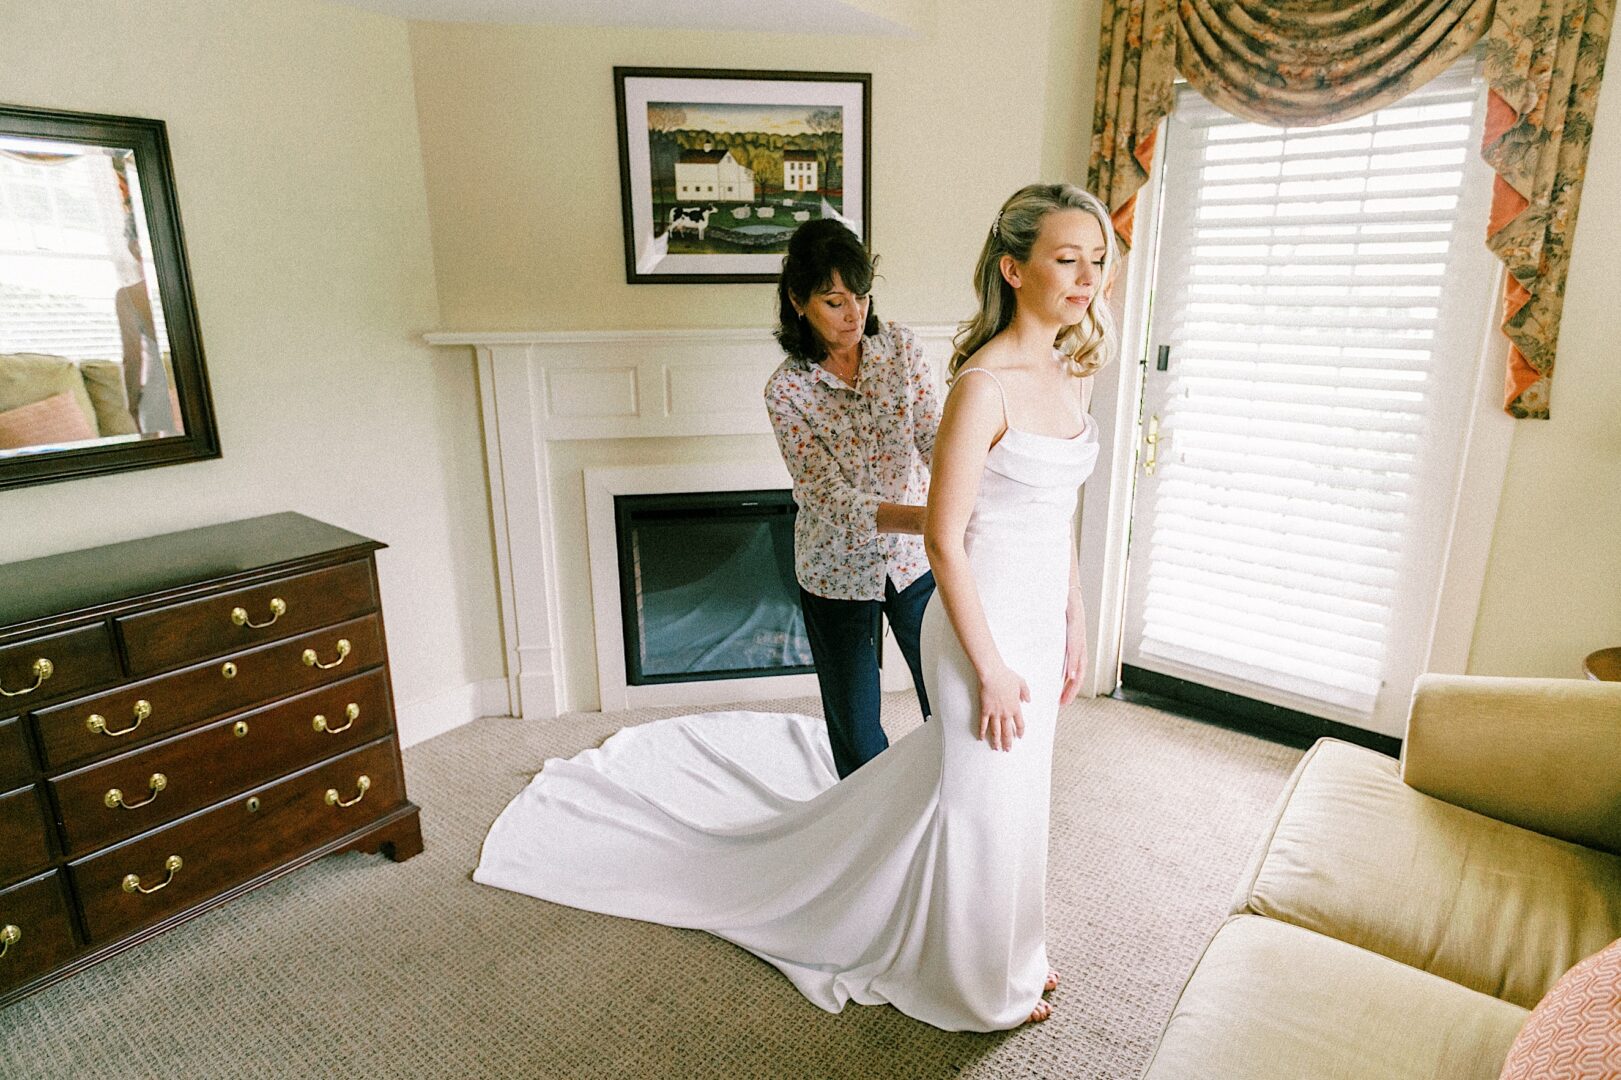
[474,183,1117,1033]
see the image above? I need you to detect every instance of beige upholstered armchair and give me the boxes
[1142,674,1621,1080]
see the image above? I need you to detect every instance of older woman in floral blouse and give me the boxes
[765,219,940,778]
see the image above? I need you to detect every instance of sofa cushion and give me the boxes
[1499,936,1621,1079]
[77,360,140,436]
[0,390,98,449]
[1141,915,1528,1080]
[1234,739,1621,1009]
[1404,675,1621,855]
[0,352,100,433]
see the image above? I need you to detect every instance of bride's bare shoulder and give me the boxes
[942,366,1008,435]
[958,338,1018,373]
[947,366,1003,406]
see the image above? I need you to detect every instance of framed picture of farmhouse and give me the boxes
[613,67,871,284]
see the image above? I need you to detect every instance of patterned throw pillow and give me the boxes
[0,391,98,450]
[1500,936,1621,1079]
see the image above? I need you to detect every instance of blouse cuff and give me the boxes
[846,490,882,544]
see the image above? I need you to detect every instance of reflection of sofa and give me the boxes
[1142,674,1621,1080]
[0,351,139,450]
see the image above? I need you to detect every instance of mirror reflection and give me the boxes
[0,133,184,458]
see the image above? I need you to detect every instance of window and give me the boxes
[1119,58,1499,733]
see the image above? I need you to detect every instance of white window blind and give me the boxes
[1136,61,1488,717]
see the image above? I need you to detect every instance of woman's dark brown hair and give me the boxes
[775,219,881,363]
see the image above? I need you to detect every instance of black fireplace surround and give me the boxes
[615,490,814,685]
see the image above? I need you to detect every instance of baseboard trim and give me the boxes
[1117,664,1402,758]
[478,678,514,720]
[397,678,512,748]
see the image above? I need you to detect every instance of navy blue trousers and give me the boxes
[799,571,935,779]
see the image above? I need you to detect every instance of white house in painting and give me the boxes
[675,146,755,202]
[783,150,818,192]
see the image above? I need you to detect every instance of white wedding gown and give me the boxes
[474,370,1099,1032]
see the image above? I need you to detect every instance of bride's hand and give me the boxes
[1059,607,1088,706]
[978,664,1030,751]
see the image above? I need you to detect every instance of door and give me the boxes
[1118,59,1499,737]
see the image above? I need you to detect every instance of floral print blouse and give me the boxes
[764,321,941,601]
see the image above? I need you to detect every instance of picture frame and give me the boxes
[613,67,871,284]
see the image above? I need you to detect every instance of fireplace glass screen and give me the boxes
[616,490,814,685]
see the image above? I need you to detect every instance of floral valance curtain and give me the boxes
[1088,0,1616,418]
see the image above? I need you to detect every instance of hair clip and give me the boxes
[992,209,1004,239]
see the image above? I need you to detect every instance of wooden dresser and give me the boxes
[0,513,422,1007]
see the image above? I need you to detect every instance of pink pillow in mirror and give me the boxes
[0,390,98,450]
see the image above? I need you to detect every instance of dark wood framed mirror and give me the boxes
[0,103,219,491]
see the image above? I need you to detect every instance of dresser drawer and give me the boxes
[52,668,397,857]
[0,872,78,996]
[70,738,404,943]
[0,716,33,791]
[33,615,387,771]
[0,786,53,886]
[0,623,119,709]
[118,560,377,677]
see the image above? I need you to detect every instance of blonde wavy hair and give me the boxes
[949,183,1119,382]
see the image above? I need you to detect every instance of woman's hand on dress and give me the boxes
[1059,607,1088,706]
[978,663,1030,751]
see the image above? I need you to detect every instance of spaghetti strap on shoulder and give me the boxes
[956,367,1009,428]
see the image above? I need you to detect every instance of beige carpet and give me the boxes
[0,692,1301,1080]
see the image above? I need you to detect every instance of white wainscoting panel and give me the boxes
[548,365,639,420]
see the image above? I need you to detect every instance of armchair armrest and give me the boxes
[1400,674,1621,855]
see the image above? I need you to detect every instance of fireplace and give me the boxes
[615,490,813,685]
[426,325,953,718]
[584,460,835,712]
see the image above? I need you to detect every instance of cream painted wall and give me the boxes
[0,0,503,743]
[1468,27,1621,678]
[408,0,1101,332]
[410,2,1102,710]
[845,0,937,35]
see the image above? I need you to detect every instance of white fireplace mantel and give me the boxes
[426,326,956,720]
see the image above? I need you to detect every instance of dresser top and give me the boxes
[0,513,382,630]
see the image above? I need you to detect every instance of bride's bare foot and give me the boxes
[1027,999,1053,1024]
[1044,970,1060,994]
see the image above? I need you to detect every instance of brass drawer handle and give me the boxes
[105,773,168,810]
[302,639,351,671]
[325,775,371,808]
[87,699,151,737]
[0,923,18,958]
[122,854,183,894]
[0,657,53,697]
[313,703,360,734]
[231,597,287,628]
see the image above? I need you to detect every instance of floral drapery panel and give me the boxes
[1482,0,1613,415]
[1087,0,1617,417]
